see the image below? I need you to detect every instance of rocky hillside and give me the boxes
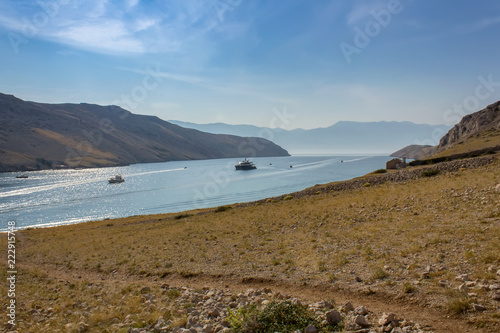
[392,101,500,159]
[437,101,500,150]
[0,93,289,172]
[390,144,435,159]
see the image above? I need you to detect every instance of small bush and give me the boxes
[373,169,387,174]
[362,183,371,187]
[402,282,416,294]
[421,169,440,177]
[283,195,293,201]
[447,296,471,315]
[229,301,319,333]
[370,267,388,281]
[174,214,192,220]
[215,206,231,213]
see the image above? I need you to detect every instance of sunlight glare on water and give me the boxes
[0,155,392,231]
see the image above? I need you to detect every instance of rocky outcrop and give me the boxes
[437,101,500,150]
[390,145,436,159]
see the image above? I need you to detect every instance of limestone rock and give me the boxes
[354,314,369,327]
[355,305,369,316]
[325,309,343,325]
[472,303,486,312]
[378,313,396,326]
[341,301,355,312]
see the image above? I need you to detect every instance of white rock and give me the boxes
[201,324,213,333]
[379,313,396,326]
[456,274,469,281]
[495,183,500,193]
[355,305,369,315]
[472,303,486,312]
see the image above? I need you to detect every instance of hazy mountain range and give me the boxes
[0,93,289,172]
[169,120,452,155]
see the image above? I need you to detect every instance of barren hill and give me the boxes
[0,93,289,172]
[392,101,500,159]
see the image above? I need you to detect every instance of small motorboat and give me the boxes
[235,158,257,170]
[108,174,125,183]
[16,174,28,179]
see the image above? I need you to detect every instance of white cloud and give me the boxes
[127,0,139,9]
[0,0,239,55]
[54,20,144,54]
[346,0,386,26]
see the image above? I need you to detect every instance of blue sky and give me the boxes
[0,0,499,129]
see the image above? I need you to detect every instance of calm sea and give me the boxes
[0,155,392,231]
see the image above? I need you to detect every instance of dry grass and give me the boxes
[432,129,500,158]
[0,157,499,331]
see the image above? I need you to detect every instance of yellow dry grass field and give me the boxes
[1,157,499,332]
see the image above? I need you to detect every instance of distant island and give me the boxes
[0,93,289,172]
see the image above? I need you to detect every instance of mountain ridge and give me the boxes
[0,93,289,172]
[169,120,451,154]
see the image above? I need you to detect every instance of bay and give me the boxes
[0,155,392,231]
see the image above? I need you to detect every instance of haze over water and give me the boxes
[0,155,392,231]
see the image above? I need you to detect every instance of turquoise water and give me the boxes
[0,155,392,231]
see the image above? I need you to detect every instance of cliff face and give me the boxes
[438,101,500,149]
[0,93,289,172]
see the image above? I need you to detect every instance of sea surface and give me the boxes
[0,155,393,231]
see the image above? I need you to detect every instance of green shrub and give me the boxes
[402,282,415,294]
[373,169,387,174]
[174,214,192,220]
[283,195,293,201]
[215,206,231,213]
[370,267,388,281]
[421,169,440,177]
[229,301,319,332]
[362,183,371,187]
[447,296,471,315]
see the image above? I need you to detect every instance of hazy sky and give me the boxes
[0,0,499,129]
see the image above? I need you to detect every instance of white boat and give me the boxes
[235,158,257,170]
[108,174,125,183]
